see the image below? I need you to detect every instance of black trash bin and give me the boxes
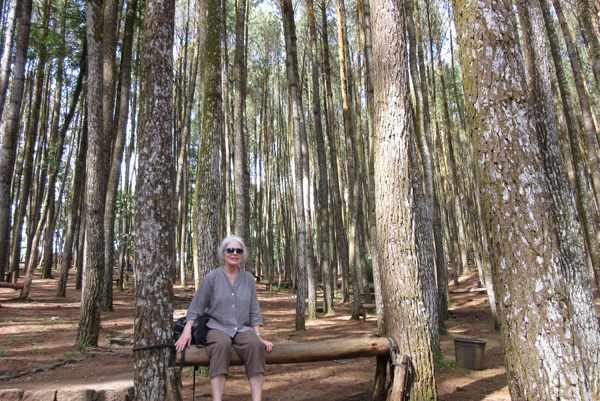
[454,338,487,370]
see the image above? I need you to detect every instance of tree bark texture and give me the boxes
[371,0,438,398]
[518,0,600,394]
[133,0,175,398]
[194,0,222,280]
[77,0,107,347]
[453,0,596,397]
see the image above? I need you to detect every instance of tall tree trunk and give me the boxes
[335,0,357,307]
[17,0,51,298]
[193,0,222,280]
[518,0,600,394]
[577,0,600,108]
[103,0,137,310]
[57,116,87,298]
[133,0,175,398]
[358,0,384,331]
[308,0,331,315]
[281,0,307,331]
[41,0,69,280]
[553,0,600,210]
[539,0,600,292]
[454,0,596,396]
[233,0,250,253]
[101,0,119,310]
[75,190,86,290]
[372,0,438,397]
[77,0,107,347]
[0,0,20,122]
[405,0,439,348]
[321,0,345,313]
[0,0,31,279]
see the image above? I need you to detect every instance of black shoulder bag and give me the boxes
[173,315,210,399]
[173,315,210,346]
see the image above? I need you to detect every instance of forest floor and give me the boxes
[0,267,598,401]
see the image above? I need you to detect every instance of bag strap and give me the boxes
[192,366,198,399]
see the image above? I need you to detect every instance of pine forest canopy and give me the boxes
[0,0,599,398]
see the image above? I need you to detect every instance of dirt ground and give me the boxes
[1,267,596,400]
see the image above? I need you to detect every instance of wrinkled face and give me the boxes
[223,240,243,267]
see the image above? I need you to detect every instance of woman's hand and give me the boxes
[175,320,195,352]
[260,338,273,352]
[175,331,192,352]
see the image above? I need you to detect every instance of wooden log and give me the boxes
[177,335,392,366]
[449,288,487,294]
[0,282,24,290]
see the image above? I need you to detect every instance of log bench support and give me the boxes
[358,292,376,322]
[175,335,409,400]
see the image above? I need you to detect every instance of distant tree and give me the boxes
[0,0,32,280]
[281,0,307,331]
[234,0,250,251]
[103,0,137,309]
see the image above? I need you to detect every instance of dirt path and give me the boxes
[1,269,516,400]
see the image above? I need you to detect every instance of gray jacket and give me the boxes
[185,266,263,337]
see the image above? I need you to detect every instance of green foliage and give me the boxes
[30,343,44,354]
[0,349,10,358]
[436,356,459,371]
[186,366,210,378]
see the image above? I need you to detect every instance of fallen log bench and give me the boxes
[0,282,24,290]
[176,335,409,400]
[359,293,376,322]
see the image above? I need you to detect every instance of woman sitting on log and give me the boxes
[175,235,273,401]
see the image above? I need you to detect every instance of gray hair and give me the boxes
[217,235,249,262]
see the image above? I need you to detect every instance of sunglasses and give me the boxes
[225,248,244,255]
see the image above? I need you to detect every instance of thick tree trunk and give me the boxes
[133,0,175,398]
[454,0,596,397]
[371,0,438,398]
[518,0,600,394]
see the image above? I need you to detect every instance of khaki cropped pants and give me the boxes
[205,329,265,379]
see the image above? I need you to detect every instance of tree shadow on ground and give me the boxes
[439,372,507,401]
